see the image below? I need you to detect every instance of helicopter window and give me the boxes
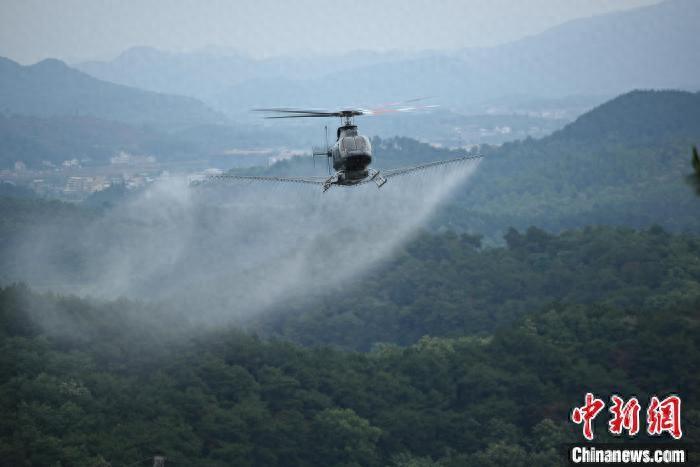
[342,137,356,151]
[355,136,370,152]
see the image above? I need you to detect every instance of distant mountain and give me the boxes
[0,114,297,169]
[75,0,699,116]
[455,0,700,97]
[77,46,257,101]
[0,57,224,128]
[77,46,419,103]
[216,0,699,113]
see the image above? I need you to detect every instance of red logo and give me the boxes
[571,393,682,441]
[608,395,641,436]
[571,393,606,441]
[647,395,682,439]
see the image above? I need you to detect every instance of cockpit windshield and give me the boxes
[355,136,370,152]
[341,136,371,154]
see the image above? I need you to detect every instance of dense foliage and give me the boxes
[258,226,700,350]
[1,226,699,466]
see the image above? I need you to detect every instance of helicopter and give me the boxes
[202,102,482,192]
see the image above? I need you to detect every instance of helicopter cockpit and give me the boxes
[341,135,371,154]
[338,134,372,172]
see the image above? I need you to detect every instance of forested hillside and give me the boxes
[0,115,165,168]
[2,225,699,466]
[3,1,699,465]
[2,74,699,467]
[443,90,700,236]
[0,114,291,169]
[3,194,698,351]
[3,191,699,466]
[256,226,700,349]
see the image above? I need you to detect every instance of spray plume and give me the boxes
[8,162,480,329]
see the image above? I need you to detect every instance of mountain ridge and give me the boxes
[0,57,225,129]
[73,0,700,116]
[550,89,700,145]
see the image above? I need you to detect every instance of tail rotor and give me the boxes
[312,125,332,174]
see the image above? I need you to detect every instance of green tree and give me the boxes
[311,408,382,467]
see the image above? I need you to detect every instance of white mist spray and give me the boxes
[11,161,480,326]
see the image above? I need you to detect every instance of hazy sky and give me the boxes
[1,0,660,64]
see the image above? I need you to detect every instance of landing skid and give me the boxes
[322,174,338,192]
[368,169,387,188]
[323,170,387,192]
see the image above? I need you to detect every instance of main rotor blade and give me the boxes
[252,108,366,119]
[376,97,435,107]
[362,104,439,115]
[346,97,438,116]
[253,108,336,116]
[265,115,335,119]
